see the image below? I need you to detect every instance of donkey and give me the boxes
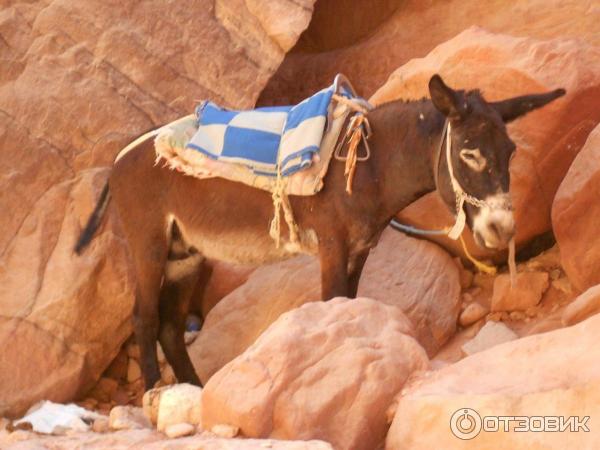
[75,74,564,390]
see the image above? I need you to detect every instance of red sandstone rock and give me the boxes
[562,284,600,326]
[357,228,461,355]
[0,0,314,417]
[202,298,428,450]
[491,271,549,312]
[552,124,600,292]
[386,313,600,449]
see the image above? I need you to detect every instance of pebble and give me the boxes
[92,417,110,433]
[211,423,239,438]
[459,302,488,327]
[165,422,196,438]
[127,358,142,383]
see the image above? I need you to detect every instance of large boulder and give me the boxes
[373,28,600,261]
[0,0,315,417]
[260,0,599,104]
[189,255,322,383]
[189,229,459,381]
[386,313,600,449]
[552,124,600,292]
[358,228,461,355]
[202,298,429,450]
[0,169,134,418]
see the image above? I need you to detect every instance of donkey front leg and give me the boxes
[319,237,350,299]
[347,249,370,299]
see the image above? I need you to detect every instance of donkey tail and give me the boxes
[74,181,111,254]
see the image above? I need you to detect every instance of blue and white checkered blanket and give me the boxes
[186,85,336,177]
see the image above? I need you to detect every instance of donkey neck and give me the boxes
[366,98,445,221]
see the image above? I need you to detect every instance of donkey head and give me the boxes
[428,74,565,249]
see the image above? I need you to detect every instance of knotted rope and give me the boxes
[334,113,371,194]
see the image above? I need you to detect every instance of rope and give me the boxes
[459,235,497,275]
[331,94,370,114]
[334,113,371,194]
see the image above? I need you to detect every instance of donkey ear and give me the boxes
[491,88,566,123]
[428,74,467,119]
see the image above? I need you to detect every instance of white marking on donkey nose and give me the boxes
[472,193,515,249]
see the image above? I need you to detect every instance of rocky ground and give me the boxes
[1,0,599,449]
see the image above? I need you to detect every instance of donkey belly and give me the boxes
[175,218,316,265]
[168,177,319,265]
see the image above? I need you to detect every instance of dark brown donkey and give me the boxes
[75,75,564,390]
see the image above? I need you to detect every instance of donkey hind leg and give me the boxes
[158,222,203,386]
[131,232,169,391]
[347,249,370,299]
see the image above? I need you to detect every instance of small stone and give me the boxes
[127,358,142,383]
[549,269,562,281]
[509,311,526,321]
[112,388,131,406]
[491,272,550,312]
[165,422,196,438]
[211,423,239,438]
[525,306,538,317]
[156,384,203,432]
[487,311,503,322]
[92,417,110,433]
[109,405,151,430]
[459,302,488,327]
[185,331,199,345]
[552,277,573,294]
[462,321,518,355]
[461,292,473,304]
[562,285,600,326]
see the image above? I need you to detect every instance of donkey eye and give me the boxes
[460,148,487,172]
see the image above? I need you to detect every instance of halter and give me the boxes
[432,120,513,239]
[391,119,513,275]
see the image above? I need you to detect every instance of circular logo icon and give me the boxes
[450,408,482,440]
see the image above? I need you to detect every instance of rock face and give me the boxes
[0,1,314,417]
[375,28,600,261]
[552,124,600,292]
[190,229,459,381]
[202,298,429,450]
[386,313,600,449]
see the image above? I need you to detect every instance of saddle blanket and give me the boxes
[152,74,369,196]
[186,86,333,177]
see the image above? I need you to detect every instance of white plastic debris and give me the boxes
[14,400,103,434]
